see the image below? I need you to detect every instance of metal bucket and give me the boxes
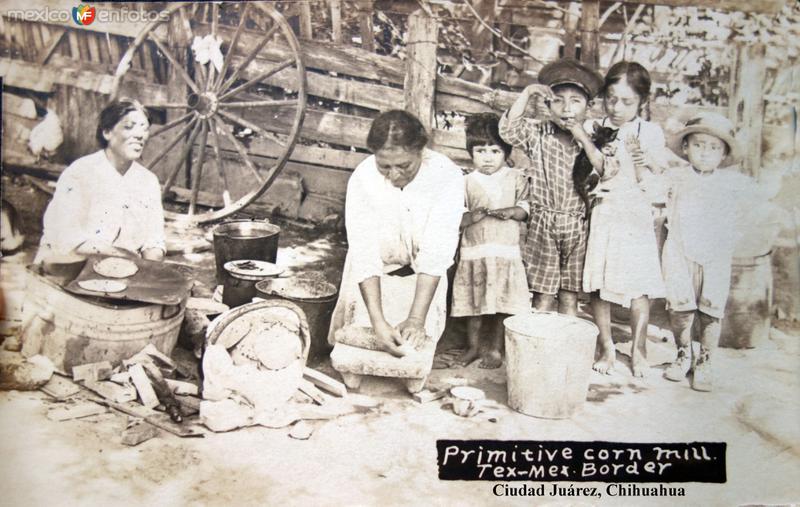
[20,270,186,374]
[719,252,773,349]
[255,276,338,359]
[504,312,598,419]
[221,260,282,308]
[212,219,280,284]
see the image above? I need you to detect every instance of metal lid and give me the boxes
[224,260,284,280]
[255,276,337,301]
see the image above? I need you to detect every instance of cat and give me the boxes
[573,124,618,220]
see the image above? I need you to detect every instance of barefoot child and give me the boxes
[499,59,604,316]
[451,114,530,368]
[581,62,666,376]
[661,112,767,391]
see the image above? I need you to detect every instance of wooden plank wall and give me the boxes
[0,4,508,223]
[0,1,788,223]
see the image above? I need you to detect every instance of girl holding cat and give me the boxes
[580,61,667,377]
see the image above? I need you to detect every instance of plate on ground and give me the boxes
[93,257,139,278]
[78,279,128,293]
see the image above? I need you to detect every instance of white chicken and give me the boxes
[0,200,25,255]
[27,109,63,159]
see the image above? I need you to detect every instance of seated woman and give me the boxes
[34,98,166,264]
[328,110,464,356]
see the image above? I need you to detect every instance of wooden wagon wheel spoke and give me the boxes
[147,32,200,94]
[209,118,232,206]
[213,2,249,91]
[206,66,215,93]
[178,4,210,92]
[216,108,286,147]
[221,99,299,109]
[210,4,219,38]
[146,116,198,169]
[214,117,264,185]
[162,119,203,197]
[205,4,219,92]
[218,58,295,101]
[218,24,281,94]
[195,60,209,92]
[147,103,192,109]
[111,2,306,224]
[187,120,210,217]
[150,111,194,138]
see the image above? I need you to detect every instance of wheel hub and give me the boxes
[188,92,218,119]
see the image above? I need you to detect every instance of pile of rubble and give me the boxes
[1,333,377,445]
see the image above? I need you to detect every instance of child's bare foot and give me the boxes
[631,348,648,378]
[478,349,503,369]
[453,347,480,367]
[593,355,615,374]
[592,336,617,375]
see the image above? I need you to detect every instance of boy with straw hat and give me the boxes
[661,112,765,391]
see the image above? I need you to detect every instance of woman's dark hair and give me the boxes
[601,61,652,103]
[366,109,428,153]
[96,98,150,148]
[465,113,512,158]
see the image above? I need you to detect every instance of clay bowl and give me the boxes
[450,386,486,417]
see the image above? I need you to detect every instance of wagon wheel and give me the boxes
[110,2,307,224]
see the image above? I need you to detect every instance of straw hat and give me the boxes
[538,59,604,99]
[670,112,742,167]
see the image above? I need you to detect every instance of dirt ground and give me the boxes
[1,218,799,506]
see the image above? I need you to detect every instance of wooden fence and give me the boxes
[1,0,793,223]
[2,1,521,222]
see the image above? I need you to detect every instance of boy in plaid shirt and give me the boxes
[499,59,604,315]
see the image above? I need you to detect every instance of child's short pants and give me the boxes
[662,237,731,319]
[522,209,587,295]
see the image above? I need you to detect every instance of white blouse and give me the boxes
[344,148,465,284]
[665,164,754,265]
[35,150,166,263]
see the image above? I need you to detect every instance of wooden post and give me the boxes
[299,3,313,40]
[403,9,438,131]
[469,0,495,57]
[358,1,375,52]
[729,43,766,177]
[165,11,192,187]
[562,2,580,59]
[494,7,513,85]
[331,0,343,44]
[579,0,600,68]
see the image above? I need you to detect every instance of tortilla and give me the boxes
[78,279,127,293]
[93,257,139,278]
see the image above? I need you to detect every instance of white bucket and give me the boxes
[504,312,598,419]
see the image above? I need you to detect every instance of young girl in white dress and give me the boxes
[451,114,530,369]
[581,61,668,377]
